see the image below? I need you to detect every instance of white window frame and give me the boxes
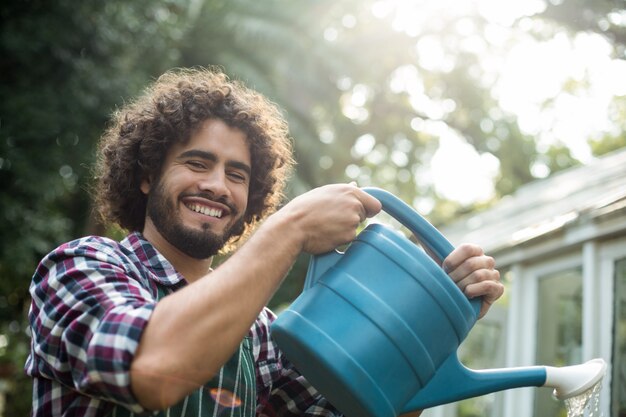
[503,252,583,417]
[598,237,626,417]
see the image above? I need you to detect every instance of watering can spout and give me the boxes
[402,355,607,413]
[545,358,607,400]
[401,352,547,412]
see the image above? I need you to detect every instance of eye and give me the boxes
[228,171,248,183]
[186,160,206,170]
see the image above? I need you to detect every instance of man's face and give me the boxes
[141,118,251,259]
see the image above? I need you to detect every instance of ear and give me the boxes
[140,177,151,195]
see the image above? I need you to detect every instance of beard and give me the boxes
[145,180,246,259]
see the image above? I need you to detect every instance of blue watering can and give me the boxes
[271,187,606,417]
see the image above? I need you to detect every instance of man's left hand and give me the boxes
[442,243,504,318]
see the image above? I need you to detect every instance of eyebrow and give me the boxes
[178,149,251,176]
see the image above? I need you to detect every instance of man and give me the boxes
[25,68,504,416]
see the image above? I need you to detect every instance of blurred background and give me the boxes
[1,0,625,415]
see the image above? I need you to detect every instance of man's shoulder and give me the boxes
[39,234,144,273]
[61,235,123,250]
[33,234,161,295]
[52,235,130,260]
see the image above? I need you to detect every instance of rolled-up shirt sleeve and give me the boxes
[27,238,157,414]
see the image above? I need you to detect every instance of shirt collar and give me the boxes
[121,231,187,286]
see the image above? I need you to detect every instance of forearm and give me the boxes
[130,212,303,409]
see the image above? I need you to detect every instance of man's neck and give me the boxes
[142,222,214,283]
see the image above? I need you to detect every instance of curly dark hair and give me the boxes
[94,67,295,247]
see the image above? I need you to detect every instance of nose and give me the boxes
[198,168,230,199]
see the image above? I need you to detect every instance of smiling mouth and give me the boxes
[186,203,224,218]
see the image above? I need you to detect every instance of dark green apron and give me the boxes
[109,286,257,417]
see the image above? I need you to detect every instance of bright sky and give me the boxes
[371,0,626,206]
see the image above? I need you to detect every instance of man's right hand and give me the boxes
[278,183,382,254]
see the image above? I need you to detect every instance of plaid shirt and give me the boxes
[25,232,341,417]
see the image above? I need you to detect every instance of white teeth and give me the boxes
[188,204,223,218]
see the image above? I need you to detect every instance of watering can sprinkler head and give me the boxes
[545,358,607,400]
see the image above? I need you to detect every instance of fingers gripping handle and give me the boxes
[362,187,454,263]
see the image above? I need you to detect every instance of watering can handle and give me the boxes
[361,187,454,263]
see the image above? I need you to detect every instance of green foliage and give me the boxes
[0,0,190,413]
[590,133,626,156]
[590,96,626,156]
[0,322,30,415]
